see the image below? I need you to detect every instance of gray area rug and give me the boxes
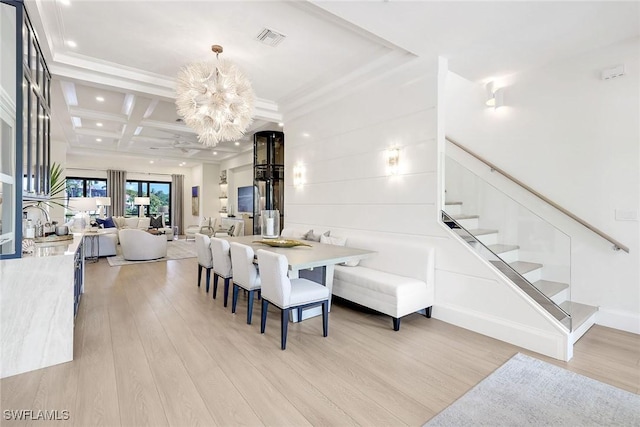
[107,239,196,267]
[425,353,640,426]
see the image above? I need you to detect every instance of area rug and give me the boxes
[107,239,196,267]
[424,353,640,426]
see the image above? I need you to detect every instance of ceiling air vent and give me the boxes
[256,28,286,47]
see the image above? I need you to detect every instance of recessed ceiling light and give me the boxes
[149,160,154,164]
[278,122,284,127]
[234,141,240,146]
[96,122,103,127]
[58,0,71,5]
[95,138,102,142]
[96,96,104,102]
[66,40,77,48]
[213,151,218,155]
[302,132,310,137]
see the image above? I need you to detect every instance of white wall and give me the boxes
[284,58,441,235]
[445,37,640,333]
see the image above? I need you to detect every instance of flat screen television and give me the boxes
[237,185,254,214]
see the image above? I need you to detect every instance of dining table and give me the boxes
[224,235,376,322]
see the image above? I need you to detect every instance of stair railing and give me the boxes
[442,211,572,330]
[446,137,629,253]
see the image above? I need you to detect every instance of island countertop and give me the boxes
[21,233,83,258]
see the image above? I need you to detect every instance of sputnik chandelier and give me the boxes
[176,44,255,147]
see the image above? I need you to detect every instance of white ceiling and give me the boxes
[26,0,639,167]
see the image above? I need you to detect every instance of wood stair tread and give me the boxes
[451,214,479,220]
[560,301,598,331]
[467,228,498,236]
[444,201,463,205]
[509,261,543,275]
[533,280,569,298]
[487,244,519,254]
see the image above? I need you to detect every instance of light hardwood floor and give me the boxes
[2,256,639,426]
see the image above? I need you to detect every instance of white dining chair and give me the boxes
[256,249,330,350]
[229,242,261,324]
[210,237,233,307]
[195,233,214,294]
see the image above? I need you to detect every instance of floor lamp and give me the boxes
[134,197,150,217]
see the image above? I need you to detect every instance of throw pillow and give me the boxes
[319,234,359,266]
[150,215,164,229]
[303,229,330,242]
[103,217,116,229]
[320,234,346,246]
[95,217,106,228]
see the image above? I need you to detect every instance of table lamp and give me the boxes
[134,197,150,217]
[95,197,111,218]
[68,197,97,230]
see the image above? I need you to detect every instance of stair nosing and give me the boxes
[509,261,543,275]
[487,244,520,254]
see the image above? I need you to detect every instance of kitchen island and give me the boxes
[0,234,83,378]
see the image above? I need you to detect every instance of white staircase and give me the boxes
[445,201,597,343]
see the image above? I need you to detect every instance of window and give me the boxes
[126,180,171,225]
[64,177,107,220]
[65,177,107,198]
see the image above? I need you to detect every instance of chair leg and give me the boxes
[297,307,303,322]
[232,284,239,314]
[261,300,269,333]
[223,277,231,307]
[212,274,219,299]
[197,264,202,287]
[425,306,432,318]
[281,308,289,350]
[322,300,328,337]
[247,290,254,325]
[205,268,211,293]
[392,317,401,331]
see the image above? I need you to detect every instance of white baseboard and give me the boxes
[596,308,640,335]
[434,303,572,361]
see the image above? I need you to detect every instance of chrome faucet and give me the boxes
[22,204,52,225]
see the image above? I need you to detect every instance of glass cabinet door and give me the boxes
[0,1,17,257]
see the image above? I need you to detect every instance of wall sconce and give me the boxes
[485,81,504,109]
[293,164,305,188]
[386,148,400,175]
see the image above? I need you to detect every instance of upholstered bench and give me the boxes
[330,233,435,331]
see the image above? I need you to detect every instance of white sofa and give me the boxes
[330,233,435,331]
[83,233,117,258]
[119,229,167,261]
[102,216,174,241]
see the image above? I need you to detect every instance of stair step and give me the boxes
[469,229,499,245]
[487,244,520,254]
[534,280,570,305]
[444,202,463,215]
[467,228,498,236]
[560,301,598,338]
[451,214,479,220]
[534,280,569,299]
[509,261,543,275]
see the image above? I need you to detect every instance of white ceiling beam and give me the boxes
[67,107,129,124]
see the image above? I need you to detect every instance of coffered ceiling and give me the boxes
[26,1,639,166]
